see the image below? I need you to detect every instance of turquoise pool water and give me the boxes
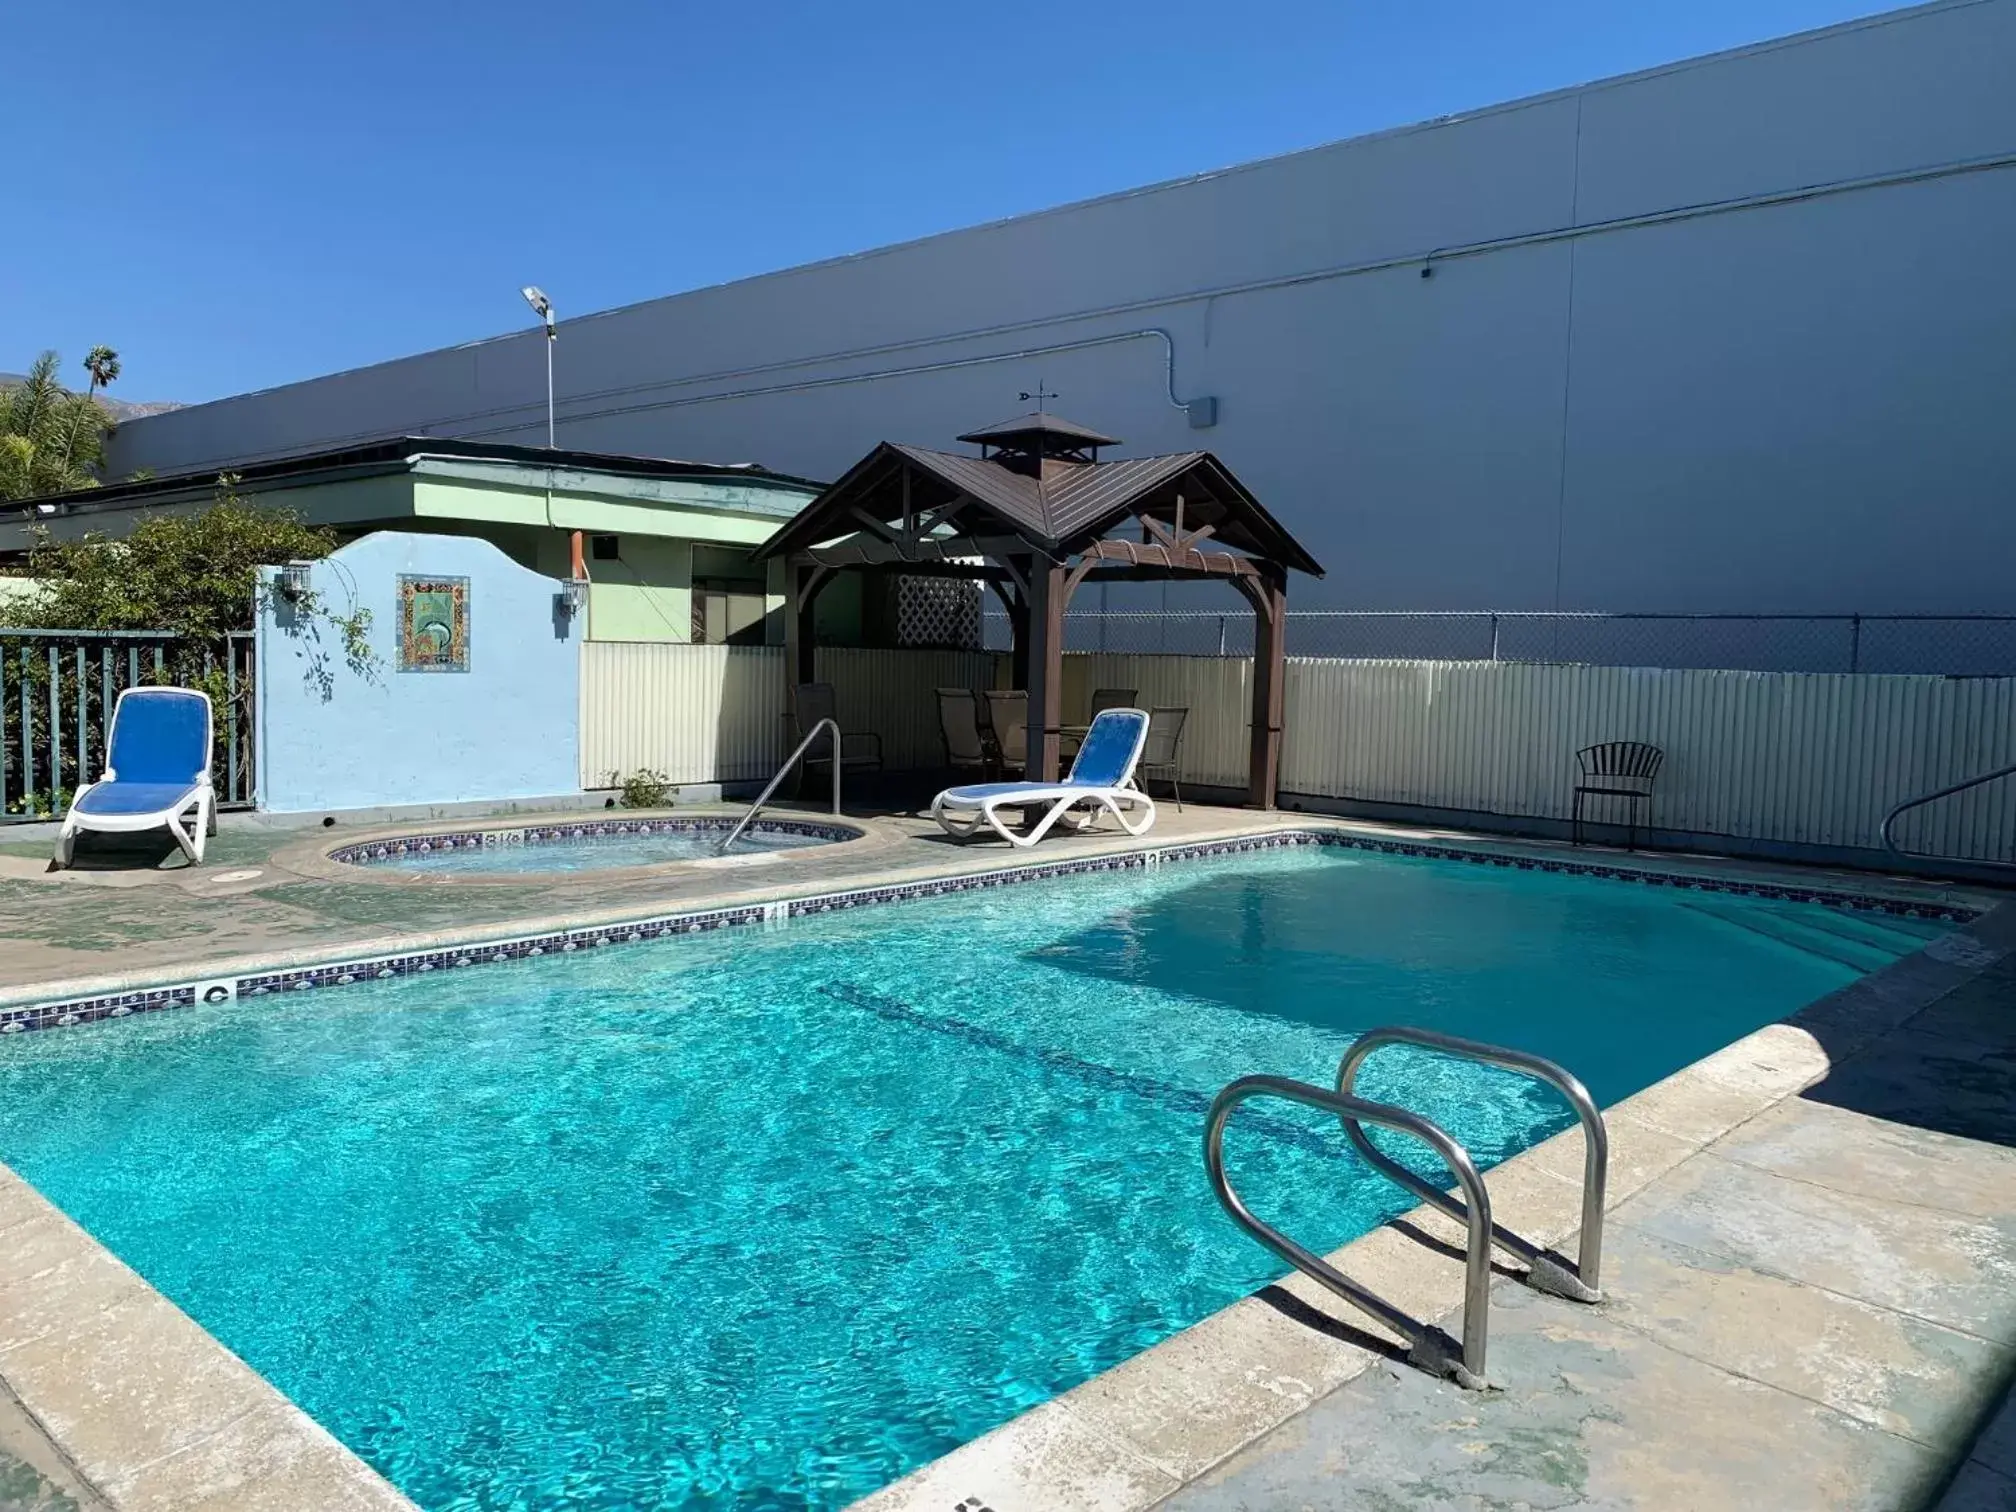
[0,846,1947,1509]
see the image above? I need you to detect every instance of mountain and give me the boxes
[0,373,183,422]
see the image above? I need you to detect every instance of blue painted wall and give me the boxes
[255,531,580,813]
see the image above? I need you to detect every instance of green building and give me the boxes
[0,437,862,644]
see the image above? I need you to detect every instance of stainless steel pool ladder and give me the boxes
[1205,1027,1609,1390]
[715,718,842,855]
[1880,757,2016,870]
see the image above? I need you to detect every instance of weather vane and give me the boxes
[1018,380,1058,409]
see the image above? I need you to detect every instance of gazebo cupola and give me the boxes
[955,412,1119,474]
[754,410,1324,807]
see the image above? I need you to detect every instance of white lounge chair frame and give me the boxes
[54,687,216,868]
[930,707,1157,849]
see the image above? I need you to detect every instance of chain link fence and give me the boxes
[980,611,2016,675]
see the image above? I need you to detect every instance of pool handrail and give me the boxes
[1879,758,2016,867]
[715,717,842,855]
[1204,1074,1494,1388]
[1336,1026,1608,1299]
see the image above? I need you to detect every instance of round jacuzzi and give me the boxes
[329,817,855,876]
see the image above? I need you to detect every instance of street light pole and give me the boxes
[520,286,556,447]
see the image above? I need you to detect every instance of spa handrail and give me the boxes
[715,717,842,855]
[1336,1026,1607,1299]
[1880,759,2016,865]
[1205,1075,1494,1388]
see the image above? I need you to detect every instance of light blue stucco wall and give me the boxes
[255,531,580,813]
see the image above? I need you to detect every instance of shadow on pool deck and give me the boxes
[1149,920,2016,1512]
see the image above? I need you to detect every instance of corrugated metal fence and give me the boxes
[578,641,2015,862]
[1060,653,1254,788]
[1281,659,2016,862]
[579,643,1002,785]
[580,643,788,787]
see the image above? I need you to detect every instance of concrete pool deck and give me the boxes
[0,801,2010,1510]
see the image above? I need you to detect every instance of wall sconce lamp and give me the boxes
[277,561,315,601]
[559,577,589,617]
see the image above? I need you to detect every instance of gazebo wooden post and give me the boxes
[1025,558,1067,781]
[784,563,830,687]
[1006,584,1031,693]
[1246,564,1288,809]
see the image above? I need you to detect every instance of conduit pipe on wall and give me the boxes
[147,146,2016,472]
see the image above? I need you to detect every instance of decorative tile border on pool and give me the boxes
[1,827,1981,1037]
[328,815,856,866]
[780,829,1985,926]
[0,984,197,1036]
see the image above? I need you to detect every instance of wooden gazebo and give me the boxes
[752,412,1324,807]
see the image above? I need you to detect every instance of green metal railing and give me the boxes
[0,630,256,822]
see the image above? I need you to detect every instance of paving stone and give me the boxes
[101,1401,415,1512]
[1060,1289,1382,1482]
[0,1291,280,1493]
[1160,1282,1948,1512]
[1607,1069,1779,1147]
[849,1397,1177,1512]
[1611,1153,2016,1343]
[1711,1096,2016,1221]
[1597,1226,2011,1445]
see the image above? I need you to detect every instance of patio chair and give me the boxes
[930,707,1156,849]
[1571,741,1665,848]
[984,689,1028,777]
[936,688,996,778]
[1135,705,1190,811]
[793,682,882,777]
[54,686,215,868]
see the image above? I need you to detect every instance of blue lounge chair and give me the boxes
[930,706,1156,848]
[54,687,215,868]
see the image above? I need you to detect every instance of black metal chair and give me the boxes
[1572,741,1664,848]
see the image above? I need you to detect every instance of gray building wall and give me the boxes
[111,0,2016,614]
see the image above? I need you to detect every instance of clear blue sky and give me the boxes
[10,0,1894,405]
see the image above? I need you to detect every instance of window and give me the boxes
[590,534,620,561]
[691,577,768,646]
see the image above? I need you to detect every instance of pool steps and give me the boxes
[1683,900,1907,973]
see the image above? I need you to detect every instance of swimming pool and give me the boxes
[0,840,1954,1509]
[329,816,853,875]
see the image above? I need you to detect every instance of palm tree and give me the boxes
[0,351,111,501]
[82,346,121,402]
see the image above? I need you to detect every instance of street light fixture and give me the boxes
[520,285,556,447]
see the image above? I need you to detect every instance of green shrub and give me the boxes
[616,769,673,808]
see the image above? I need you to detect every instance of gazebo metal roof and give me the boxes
[754,429,1323,579]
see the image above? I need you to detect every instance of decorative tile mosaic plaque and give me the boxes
[397,575,470,673]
